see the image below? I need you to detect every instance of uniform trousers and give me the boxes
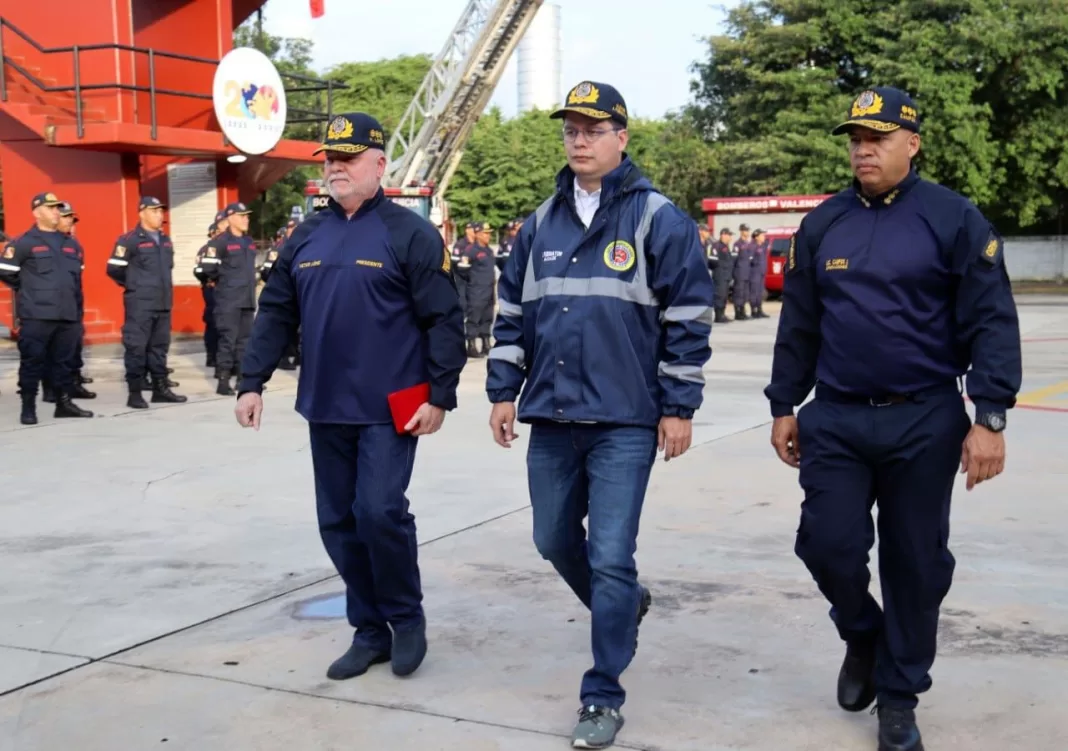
[18,319,80,396]
[215,306,254,376]
[794,382,970,709]
[201,285,218,358]
[309,422,424,650]
[526,421,658,710]
[123,309,171,385]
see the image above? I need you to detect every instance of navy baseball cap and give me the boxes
[31,192,62,209]
[214,210,226,224]
[58,201,76,216]
[314,112,387,155]
[832,87,921,136]
[139,196,166,210]
[223,202,251,217]
[551,81,629,127]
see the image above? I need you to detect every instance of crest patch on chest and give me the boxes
[603,240,635,272]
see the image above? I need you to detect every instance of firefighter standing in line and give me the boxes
[463,221,496,358]
[0,192,94,424]
[495,219,520,272]
[193,211,226,369]
[747,228,770,319]
[106,196,187,409]
[199,202,258,395]
[732,223,755,320]
[40,202,97,403]
[710,227,735,323]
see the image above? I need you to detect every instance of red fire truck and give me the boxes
[701,194,832,297]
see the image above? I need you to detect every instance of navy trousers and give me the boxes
[526,422,658,710]
[795,383,970,709]
[308,422,423,650]
[201,285,218,357]
[18,320,80,396]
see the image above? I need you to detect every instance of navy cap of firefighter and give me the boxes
[832,86,920,136]
[313,112,387,155]
[550,81,628,127]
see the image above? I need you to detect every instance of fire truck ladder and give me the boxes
[383,0,545,197]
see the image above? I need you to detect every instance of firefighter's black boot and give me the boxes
[127,387,150,409]
[734,305,749,321]
[152,378,188,403]
[20,392,37,426]
[466,339,482,358]
[55,392,93,418]
[41,382,56,403]
[217,377,234,396]
[714,307,730,324]
[481,335,492,355]
[70,382,97,399]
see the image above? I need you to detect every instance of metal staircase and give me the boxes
[384,0,545,197]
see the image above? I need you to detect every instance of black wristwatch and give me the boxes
[975,411,1006,432]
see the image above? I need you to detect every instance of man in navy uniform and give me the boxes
[193,211,226,368]
[0,192,94,424]
[200,202,258,395]
[765,87,1021,751]
[709,227,734,323]
[487,81,715,749]
[731,223,755,320]
[747,228,770,318]
[234,112,466,682]
[106,196,187,408]
[462,221,496,358]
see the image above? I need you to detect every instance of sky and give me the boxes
[257,0,741,120]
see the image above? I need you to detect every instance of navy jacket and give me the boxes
[238,188,466,424]
[765,170,1022,417]
[106,225,175,311]
[200,230,258,309]
[0,226,84,322]
[486,157,716,427]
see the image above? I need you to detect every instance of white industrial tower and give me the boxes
[516,3,562,113]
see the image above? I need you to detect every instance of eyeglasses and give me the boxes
[561,126,622,143]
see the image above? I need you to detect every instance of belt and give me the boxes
[814,381,960,408]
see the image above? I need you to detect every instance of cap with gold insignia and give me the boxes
[58,202,79,221]
[314,112,387,155]
[223,202,252,217]
[139,196,166,210]
[832,86,921,136]
[550,81,629,127]
[31,192,63,209]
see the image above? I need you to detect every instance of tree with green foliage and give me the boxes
[688,0,1068,232]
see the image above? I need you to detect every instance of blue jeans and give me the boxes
[308,422,423,650]
[526,421,658,709]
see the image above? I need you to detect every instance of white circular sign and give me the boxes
[212,47,288,155]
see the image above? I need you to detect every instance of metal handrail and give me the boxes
[0,16,346,141]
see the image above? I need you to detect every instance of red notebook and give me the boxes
[387,382,430,434]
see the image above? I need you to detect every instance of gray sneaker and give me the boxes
[571,705,624,749]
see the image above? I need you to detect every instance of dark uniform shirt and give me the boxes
[766,170,1022,417]
[238,188,466,424]
[201,230,258,309]
[0,226,84,322]
[106,225,175,311]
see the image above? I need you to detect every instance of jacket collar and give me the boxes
[853,168,920,208]
[554,154,649,207]
[329,186,384,220]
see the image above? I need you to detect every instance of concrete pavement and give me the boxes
[0,298,1066,750]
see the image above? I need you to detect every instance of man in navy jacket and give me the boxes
[486,81,715,749]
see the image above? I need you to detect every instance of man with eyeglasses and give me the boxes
[486,81,715,749]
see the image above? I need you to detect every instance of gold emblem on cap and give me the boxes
[45,192,58,201]
[851,91,884,117]
[327,116,354,141]
[369,128,384,145]
[568,82,599,105]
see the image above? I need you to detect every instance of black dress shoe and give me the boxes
[876,706,924,751]
[837,639,877,712]
[326,643,391,680]
[391,621,427,677]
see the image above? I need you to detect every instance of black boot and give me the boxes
[734,305,749,321]
[206,352,217,369]
[77,370,94,384]
[41,383,56,403]
[70,382,97,399]
[875,706,924,751]
[19,393,37,425]
[751,305,770,319]
[127,388,150,409]
[54,392,93,418]
[391,620,427,677]
[151,379,188,403]
[714,308,730,323]
[480,335,492,355]
[326,642,391,681]
[217,377,234,396]
[466,339,482,358]
[837,638,877,712]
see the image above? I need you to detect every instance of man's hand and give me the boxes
[404,403,446,436]
[489,402,518,447]
[235,392,263,430]
[658,416,692,462]
[771,415,800,468]
[960,424,1005,490]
